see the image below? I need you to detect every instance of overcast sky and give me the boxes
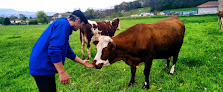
[1,0,136,13]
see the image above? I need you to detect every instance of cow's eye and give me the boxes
[102,47,108,54]
[102,49,104,54]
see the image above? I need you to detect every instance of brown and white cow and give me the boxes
[218,10,223,32]
[80,18,120,59]
[92,16,185,89]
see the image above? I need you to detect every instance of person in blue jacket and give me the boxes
[29,10,94,92]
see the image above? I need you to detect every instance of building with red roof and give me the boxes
[197,1,218,15]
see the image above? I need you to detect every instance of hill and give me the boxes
[0,8,57,18]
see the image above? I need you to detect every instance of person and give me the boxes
[29,10,94,92]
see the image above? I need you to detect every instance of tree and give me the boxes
[19,14,27,21]
[37,11,50,24]
[3,17,11,25]
[85,8,97,19]
[9,15,18,21]
[0,17,4,24]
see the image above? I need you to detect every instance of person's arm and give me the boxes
[54,61,71,85]
[74,56,94,68]
[66,43,94,68]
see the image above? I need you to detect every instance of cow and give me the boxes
[218,10,223,32]
[92,16,185,89]
[80,18,120,59]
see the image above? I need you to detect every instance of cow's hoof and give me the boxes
[128,83,134,86]
[142,85,149,89]
[169,72,177,75]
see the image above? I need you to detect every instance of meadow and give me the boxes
[0,14,222,92]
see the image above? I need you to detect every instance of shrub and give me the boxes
[29,20,38,25]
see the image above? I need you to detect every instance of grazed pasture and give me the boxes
[0,15,222,91]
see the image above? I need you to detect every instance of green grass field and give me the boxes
[0,14,223,92]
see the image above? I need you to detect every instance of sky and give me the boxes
[1,0,136,13]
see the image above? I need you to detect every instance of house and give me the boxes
[197,1,218,15]
[10,18,29,25]
[52,13,71,19]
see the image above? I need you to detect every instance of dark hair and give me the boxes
[71,10,88,24]
[69,15,80,22]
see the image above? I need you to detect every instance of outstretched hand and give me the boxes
[83,60,94,68]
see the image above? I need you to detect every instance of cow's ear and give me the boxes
[117,18,120,22]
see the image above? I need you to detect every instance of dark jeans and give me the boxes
[32,75,56,92]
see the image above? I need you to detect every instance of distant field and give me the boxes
[160,7,198,12]
[122,7,198,16]
[0,14,223,91]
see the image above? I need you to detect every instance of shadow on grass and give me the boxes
[180,57,204,67]
[7,35,21,39]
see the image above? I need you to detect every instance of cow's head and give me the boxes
[112,18,120,30]
[92,36,116,69]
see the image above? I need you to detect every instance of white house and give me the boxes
[52,13,71,19]
[197,1,218,15]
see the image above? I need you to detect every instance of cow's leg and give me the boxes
[87,43,91,59]
[81,41,85,59]
[170,54,178,74]
[142,59,152,89]
[218,17,220,25]
[164,57,171,71]
[128,66,136,86]
[221,18,223,32]
[221,20,222,30]
[221,17,223,32]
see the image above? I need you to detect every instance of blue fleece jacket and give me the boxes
[29,17,76,76]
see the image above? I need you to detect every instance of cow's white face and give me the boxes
[92,36,113,69]
[88,20,102,42]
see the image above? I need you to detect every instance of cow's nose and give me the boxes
[92,60,97,67]
[92,60,103,69]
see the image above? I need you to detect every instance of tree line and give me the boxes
[0,11,50,25]
[84,0,217,19]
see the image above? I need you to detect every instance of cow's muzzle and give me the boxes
[92,60,103,69]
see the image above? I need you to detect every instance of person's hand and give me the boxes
[83,60,94,68]
[59,72,71,85]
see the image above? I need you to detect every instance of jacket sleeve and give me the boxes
[48,22,68,63]
[66,43,76,60]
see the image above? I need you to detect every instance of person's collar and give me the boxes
[69,26,74,35]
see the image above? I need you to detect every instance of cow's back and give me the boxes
[151,16,185,58]
[113,16,185,58]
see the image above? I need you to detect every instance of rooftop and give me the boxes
[197,1,218,8]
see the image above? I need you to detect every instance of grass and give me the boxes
[0,14,223,92]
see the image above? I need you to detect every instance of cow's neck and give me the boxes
[112,36,132,50]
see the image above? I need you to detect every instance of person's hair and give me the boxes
[69,15,80,22]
